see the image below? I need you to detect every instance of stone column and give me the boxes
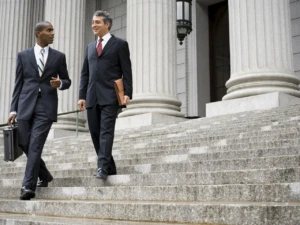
[119,0,184,118]
[223,0,300,100]
[0,0,44,139]
[44,0,88,131]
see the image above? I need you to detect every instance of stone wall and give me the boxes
[290,0,300,77]
[100,0,127,40]
[176,42,187,116]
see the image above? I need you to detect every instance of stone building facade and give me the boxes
[0,0,299,130]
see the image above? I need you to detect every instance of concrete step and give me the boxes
[40,127,300,155]
[16,136,300,160]
[39,122,300,150]
[1,168,299,188]
[1,104,300,224]
[113,134,300,152]
[113,123,300,143]
[0,213,199,225]
[3,129,300,167]
[1,147,300,177]
[1,153,299,176]
[0,183,299,202]
[112,138,300,154]
[0,199,298,225]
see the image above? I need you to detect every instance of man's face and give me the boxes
[37,24,54,46]
[92,16,109,37]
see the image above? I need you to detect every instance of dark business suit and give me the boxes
[10,47,71,191]
[79,35,132,173]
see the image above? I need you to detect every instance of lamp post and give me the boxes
[176,0,192,45]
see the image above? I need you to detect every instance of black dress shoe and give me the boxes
[37,174,53,187]
[93,170,117,176]
[96,168,108,180]
[20,186,35,200]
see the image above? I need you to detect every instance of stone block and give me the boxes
[206,92,300,117]
[122,14,127,27]
[115,3,126,17]
[176,49,185,64]
[291,18,300,36]
[111,16,122,31]
[290,1,300,19]
[292,36,300,53]
[177,78,186,94]
[108,0,122,8]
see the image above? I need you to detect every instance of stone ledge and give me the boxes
[206,92,300,117]
[116,113,187,130]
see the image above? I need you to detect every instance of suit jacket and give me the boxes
[79,35,133,108]
[10,47,71,121]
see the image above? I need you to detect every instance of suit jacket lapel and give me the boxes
[99,36,116,57]
[93,41,98,56]
[44,47,56,72]
[27,48,38,72]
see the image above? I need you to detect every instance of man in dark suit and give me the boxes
[8,21,71,200]
[78,10,132,180]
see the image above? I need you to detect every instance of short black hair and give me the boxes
[93,10,113,30]
[34,21,52,37]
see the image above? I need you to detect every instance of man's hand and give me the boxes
[78,99,86,111]
[8,114,16,125]
[50,77,61,88]
[123,95,130,105]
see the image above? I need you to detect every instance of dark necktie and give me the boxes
[97,38,103,56]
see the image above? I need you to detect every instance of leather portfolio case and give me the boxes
[3,125,23,161]
[114,78,125,106]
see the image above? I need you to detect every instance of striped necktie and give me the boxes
[38,49,45,76]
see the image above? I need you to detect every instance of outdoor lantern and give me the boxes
[176,0,192,45]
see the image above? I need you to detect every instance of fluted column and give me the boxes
[0,0,44,124]
[44,0,88,131]
[223,0,300,100]
[119,0,184,117]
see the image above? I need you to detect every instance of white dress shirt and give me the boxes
[97,33,112,50]
[35,43,49,65]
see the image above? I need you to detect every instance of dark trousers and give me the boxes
[18,97,53,191]
[87,104,118,174]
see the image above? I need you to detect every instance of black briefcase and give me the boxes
[3,125,23,161]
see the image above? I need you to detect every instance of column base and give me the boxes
[115,113,187,130]
[206,92,300,117]
[118,95,184,118]
[51,114,87,132]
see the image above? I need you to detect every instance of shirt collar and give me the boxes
[35,43,50,53]
[97,33,111,42]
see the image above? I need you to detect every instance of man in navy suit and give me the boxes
[8,21,71,200]
[78,10,132,180]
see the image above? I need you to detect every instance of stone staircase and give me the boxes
[0,104,300,225]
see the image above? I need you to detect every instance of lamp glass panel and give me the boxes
[184,1,190,20]
[177,1,183,20]
[177,26,188,35]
